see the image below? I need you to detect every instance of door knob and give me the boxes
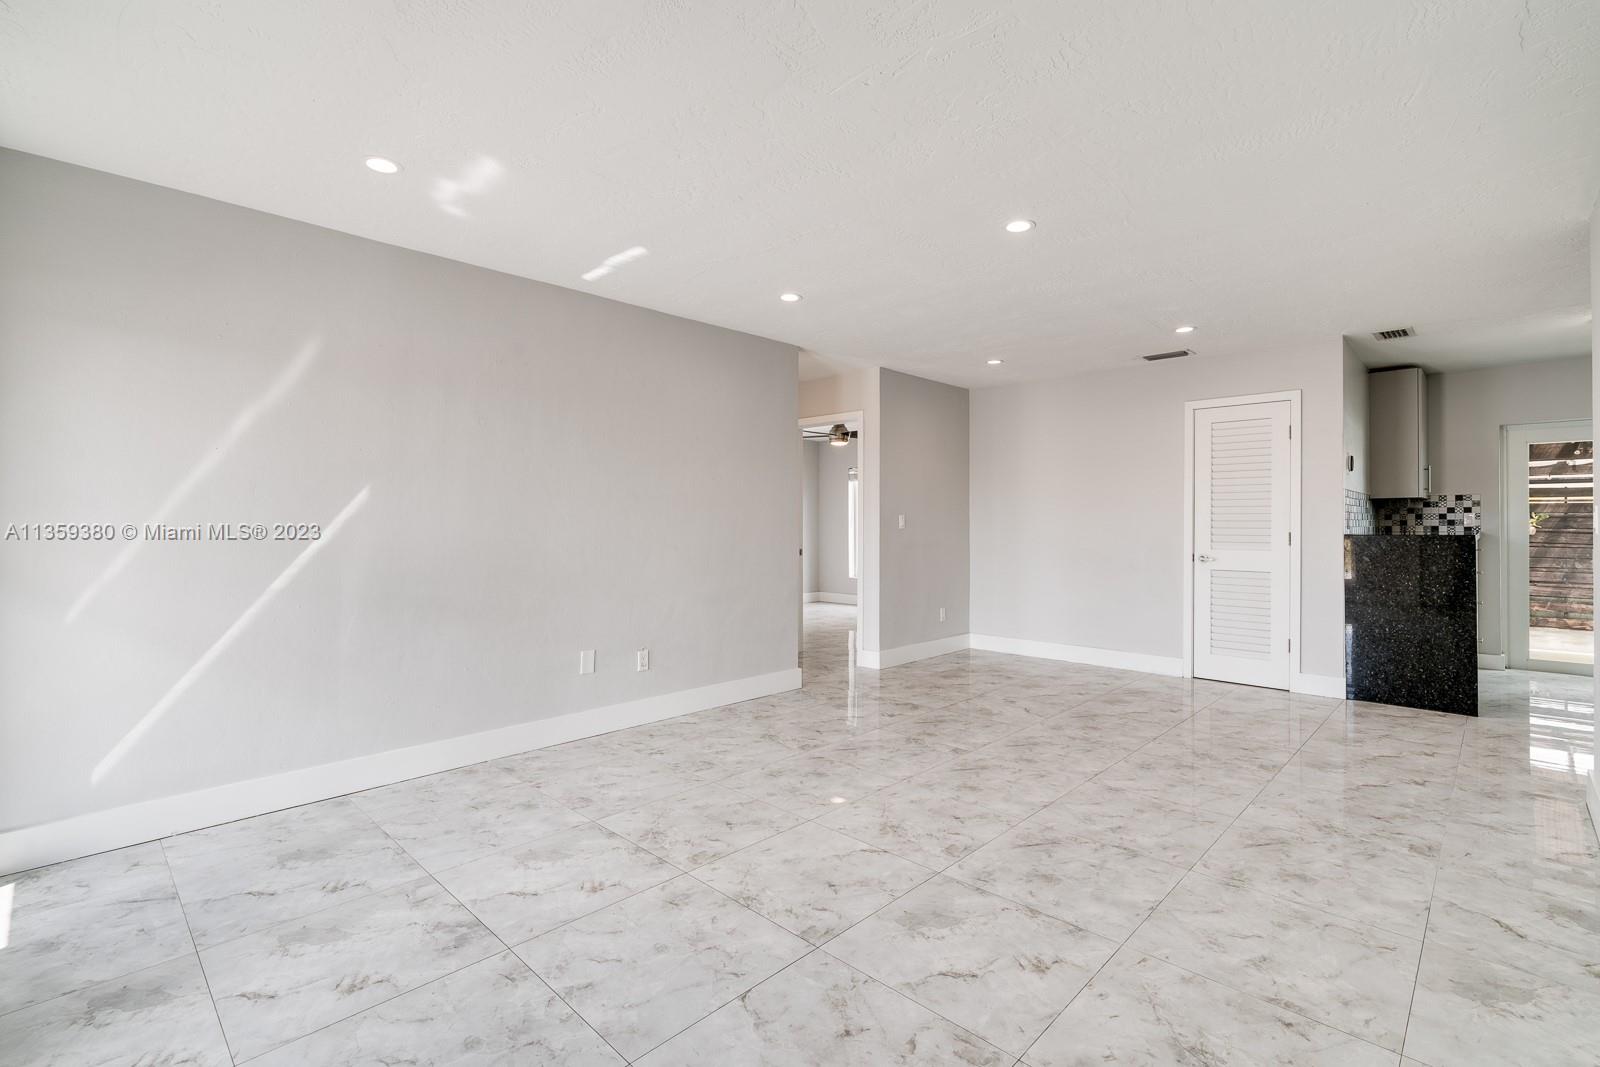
[1197,554,1215,563]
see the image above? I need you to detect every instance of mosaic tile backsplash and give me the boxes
[1345,491,1481,536]
[1345,490,1377,535]
[1374,494,1481,535]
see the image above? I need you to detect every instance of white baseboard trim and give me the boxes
[968,634,1185,677]
[804,592,821,603]
[0,667,800,878]
[1291,672,1347,699]
[814,592,857,605]
[1588,772,1600,847]
[859,633,971,670]
[1477,653,1508,670]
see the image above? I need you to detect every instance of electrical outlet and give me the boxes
[636,648,649,671]
[579,650,595,675]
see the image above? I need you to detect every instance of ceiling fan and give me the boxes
[802,423,858,447]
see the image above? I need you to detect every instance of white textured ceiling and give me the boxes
[2,1,1597,387]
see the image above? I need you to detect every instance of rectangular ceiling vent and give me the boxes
[1372,327,1416,341]
[1142,348,1193,362]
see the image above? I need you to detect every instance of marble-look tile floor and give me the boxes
[3,601,1597,1065]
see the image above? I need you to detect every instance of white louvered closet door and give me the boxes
[1193,402,1291,689]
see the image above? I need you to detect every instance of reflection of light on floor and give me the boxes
[1524,693,1596,775]
[432,156,505,218]
[580,246,648,282]
[91,486,371,785]
[0,882,12,950]
[1527,745,1594,775]
[65,339,321,625]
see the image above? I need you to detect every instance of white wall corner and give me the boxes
[969,634,1185,677]
[858,633,970,670]
[1477,653,1508,670]
[0,667,800,878]
[1290,672,1347,700]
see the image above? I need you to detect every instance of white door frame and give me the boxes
[798,410,866,645]
[1503,419,1594,676]
[1182,390,1303,688]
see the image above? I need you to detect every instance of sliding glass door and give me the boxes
[1506,421,1594,674]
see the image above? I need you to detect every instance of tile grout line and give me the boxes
[778,682,1244,1062]
[1396,718,1470,1061]
[373,785,649,1066]
[158,802,434,959]
[555,656,1127,1061]
[399,834,638,1067]
[22,628,1578,1066]
[156,838,239,1066]
[205,792,614,1065]
[1012,693,1352,1064]
[237,820,507,1064]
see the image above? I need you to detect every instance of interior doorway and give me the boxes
[799,414,863,678]
[1184,391,1302,691]
[1505,420,1594,674]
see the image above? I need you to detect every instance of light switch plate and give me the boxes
[579,650,595,674]
[897,514,905,529]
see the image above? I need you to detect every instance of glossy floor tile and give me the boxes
[694,822,933,944]
[1025,950,1397,1067]
[432,822,679,944]
[3,607,1595,1065]
[0,843,194,1016]
[200,877,501,1061]
[1125,874,1420,1051]
[825,875,1116,1055]
[513,876,809,1060]
[0,954,231,1067]
[161,798,425,948]
[636,950,1013,1067]
[248,951,623,1066]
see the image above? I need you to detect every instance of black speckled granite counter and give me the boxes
[1344,534,1477,716]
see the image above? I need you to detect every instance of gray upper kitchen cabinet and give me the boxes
[1367,366,1428,498]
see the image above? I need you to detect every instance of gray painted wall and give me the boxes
[814,439,858,598]
[878,369,970,650]
[801,440,820,595]
[0,149,799,829]
[1427,355,1592,658]
[970,344,1345,680]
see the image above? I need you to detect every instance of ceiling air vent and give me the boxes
[1372,327,1415,341]
[1142,349,1193,362]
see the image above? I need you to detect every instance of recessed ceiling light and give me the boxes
[364,156,401,174]
[1004,219,1035,233]
[986,359,1005,365]
[780,292,803,303]
[1174,325,1196,334]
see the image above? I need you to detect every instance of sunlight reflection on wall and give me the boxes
[65,338,322,625]
[90,485,372,786]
